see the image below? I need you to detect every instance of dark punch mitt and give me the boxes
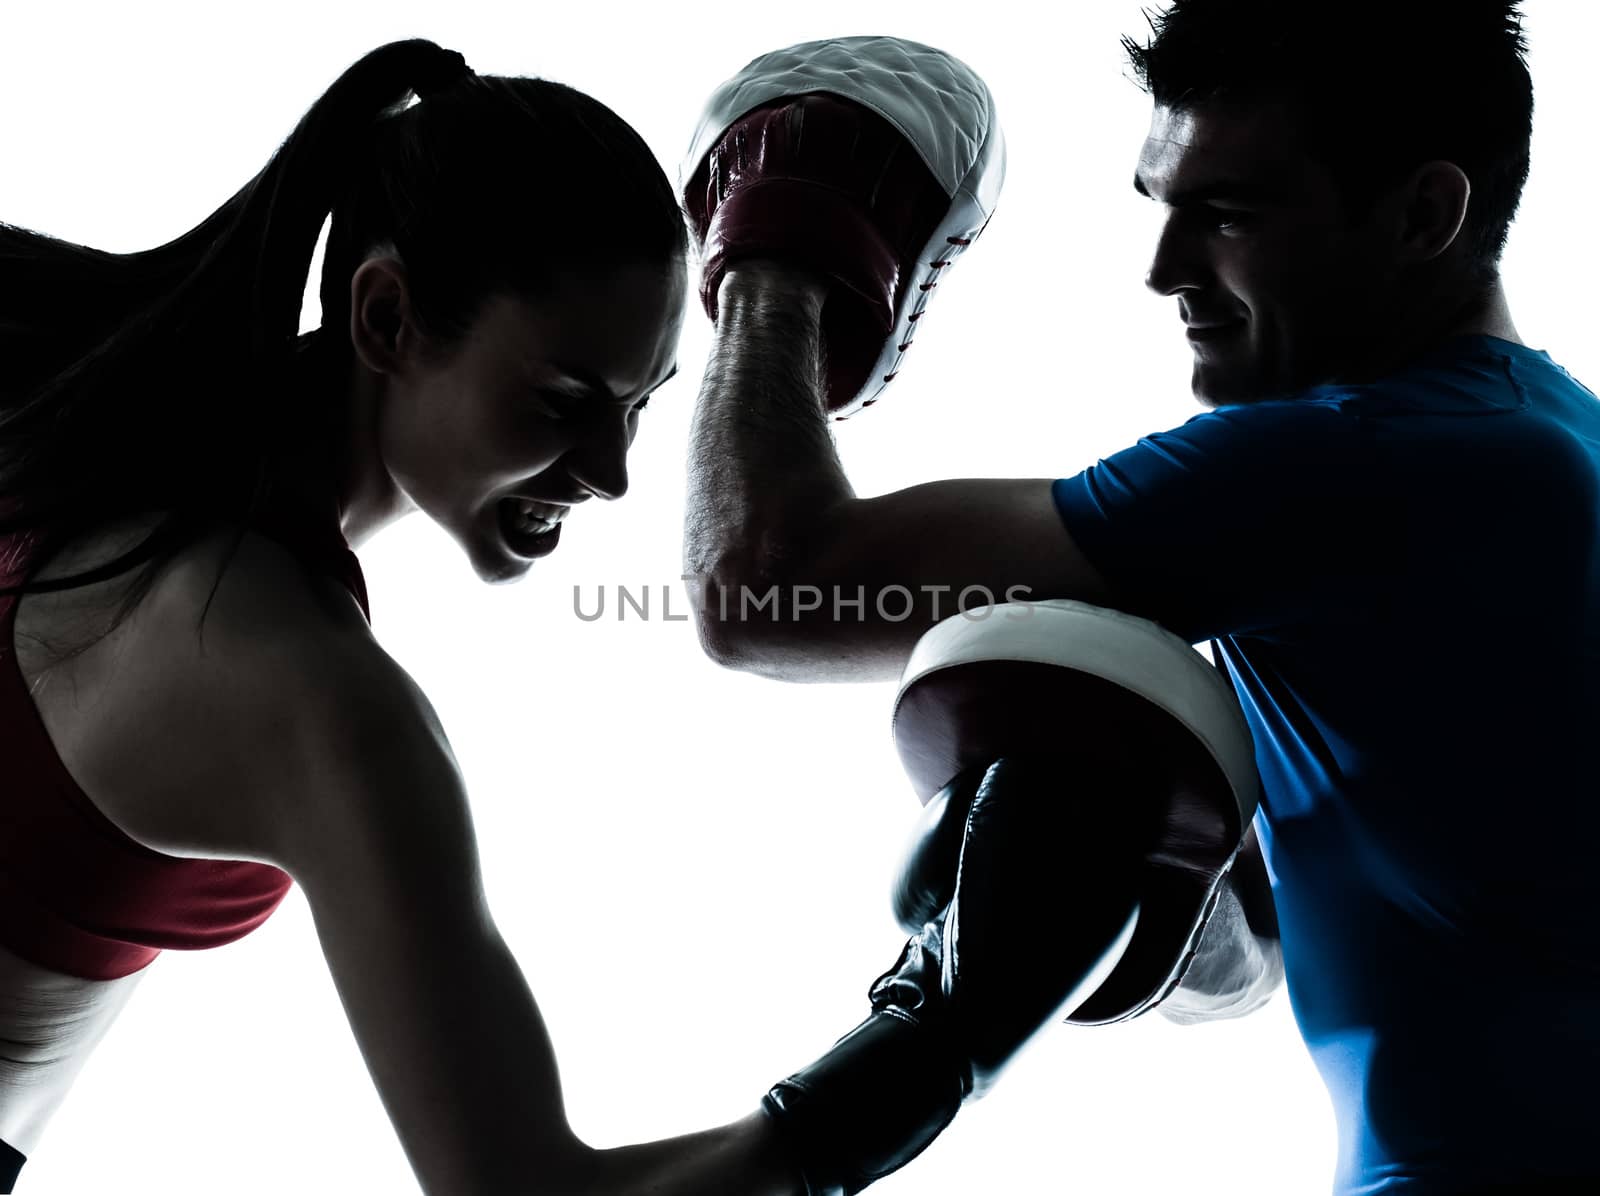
[890,599,1261,1025]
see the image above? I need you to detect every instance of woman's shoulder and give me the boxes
[19,510,367,672]
[16,512,381,861]
[146,511,369,640]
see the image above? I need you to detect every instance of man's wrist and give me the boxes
[719,258,830,315]
[1158,881,1284,1023]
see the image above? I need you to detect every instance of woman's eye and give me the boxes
[633,395,652,414]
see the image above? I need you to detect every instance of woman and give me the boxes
[0,38,810,1195]
[0,34,1127,1193]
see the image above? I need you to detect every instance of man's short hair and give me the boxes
[1122,0,1534,285]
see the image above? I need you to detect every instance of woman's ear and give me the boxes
[348,256,416,377]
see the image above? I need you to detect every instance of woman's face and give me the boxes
[354,257,687,582]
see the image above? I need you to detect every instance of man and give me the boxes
[681,4,1600,1192]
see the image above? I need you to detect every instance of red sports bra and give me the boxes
[0,504,370,981]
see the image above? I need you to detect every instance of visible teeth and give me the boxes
[513,498,563,535]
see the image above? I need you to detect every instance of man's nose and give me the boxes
[1144,214,1206,297]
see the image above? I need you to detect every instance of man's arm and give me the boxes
[1159,821,1284,1024]
[685,264,1118,684]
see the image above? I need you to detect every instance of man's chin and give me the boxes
[1190,357,1298,408]
[1191,366,1261,408]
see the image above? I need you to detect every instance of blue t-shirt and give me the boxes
[1052,335,1600,1194]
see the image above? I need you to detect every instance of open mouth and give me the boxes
[496,497,566,560]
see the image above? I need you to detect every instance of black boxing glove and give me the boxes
[761,758,1144,1196]
[889,598,1261,1027]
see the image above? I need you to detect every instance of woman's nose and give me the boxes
[563,415,631,501]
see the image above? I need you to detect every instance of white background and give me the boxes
[3,2,1596,1193]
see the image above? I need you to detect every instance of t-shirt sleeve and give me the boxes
[1051,398,1384,643]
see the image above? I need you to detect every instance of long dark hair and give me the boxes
[0,38,686,632]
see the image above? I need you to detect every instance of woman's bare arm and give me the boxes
[61,526,801,1196]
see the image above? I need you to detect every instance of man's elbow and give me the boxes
[691,597,771,676]
[687,563,803,679]
[687,563,896,683]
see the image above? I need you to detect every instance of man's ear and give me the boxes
[1393,159,1472,265]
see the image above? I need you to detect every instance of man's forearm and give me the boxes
[684,265,851,607]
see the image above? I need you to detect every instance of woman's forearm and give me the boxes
[572,1109,801,1196]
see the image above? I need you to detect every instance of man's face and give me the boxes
[1135,98,1396,407]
